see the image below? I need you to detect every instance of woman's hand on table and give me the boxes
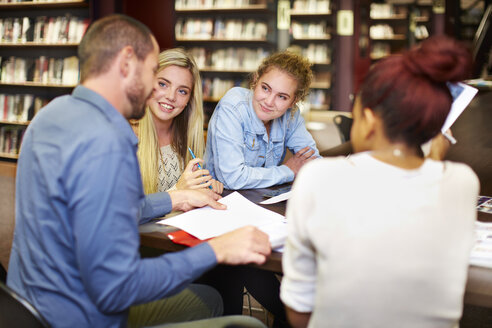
[285,146,317,176]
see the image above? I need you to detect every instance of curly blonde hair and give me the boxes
[250,51,313,109]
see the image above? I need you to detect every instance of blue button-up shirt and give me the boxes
[7,86,217,328]
[204,87,320,189]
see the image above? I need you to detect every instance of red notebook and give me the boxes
[167,230,210,247]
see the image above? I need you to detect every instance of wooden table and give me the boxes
[139,187,285,273]
[445,89,492,308]
[140,90,492,308]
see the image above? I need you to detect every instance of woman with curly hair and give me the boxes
[205,51,320,190]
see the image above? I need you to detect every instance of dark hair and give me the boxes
[359,36,472,147]
[78,14,155,82]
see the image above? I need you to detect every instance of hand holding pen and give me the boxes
[178,147,223,193]
[175,157,213,191]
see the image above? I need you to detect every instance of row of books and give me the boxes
[370,3,408,19]
[312,71,331,88]
[176,18,268,40]
[175,0,261,9]
[292,0,330,13]
[188,47,269,71]
[0,16,89,44]
[288,44,331,64]
[308,89,329,108]
[202,77,248,100]
[370,24,399,39]
[414,25,429,40]
[0,125,25,156]
[292,21,331,40]
[0,93,48,123]
[370,42,391,59]
[0,55,79,85]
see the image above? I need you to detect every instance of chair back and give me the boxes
[333,115,353,143]
[0,282,50,328]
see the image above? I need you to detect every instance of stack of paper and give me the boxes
[470,221,492,268]
[158,192,287,250]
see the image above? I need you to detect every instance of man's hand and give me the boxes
[285,146,316,176]
[208,226,271,265]
[168,189,226,212]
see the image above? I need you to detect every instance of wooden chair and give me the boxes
[0,282,50,327]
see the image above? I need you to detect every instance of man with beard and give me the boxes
[7,15,269,328]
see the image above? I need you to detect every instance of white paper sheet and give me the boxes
[470,221,492,269]
[442,82,478,133]
[158,192,287,249]
[260,191,292,204]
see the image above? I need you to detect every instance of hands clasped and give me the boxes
[285,146,317,176]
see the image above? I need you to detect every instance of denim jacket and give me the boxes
[204,87,320,189]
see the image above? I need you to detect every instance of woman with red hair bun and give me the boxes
[281,36,479,328]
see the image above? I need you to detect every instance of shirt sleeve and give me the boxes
[280,166,317,312]
[209,101,295,189]
[138,191,173,224]
[69,150,217,313]
[285,111,320,158]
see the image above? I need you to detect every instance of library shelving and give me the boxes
[289,0,333,111]
[447,0,490,45]
[369,2,410,60]
[368,1,433,61]
[0,0,89,160]
[174,0,277,123]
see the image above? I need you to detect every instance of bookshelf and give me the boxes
[368,1,433,61]
[0,0,89,161]
[174,0,277,123]
[289,0,333,111]
[447,0,490,46]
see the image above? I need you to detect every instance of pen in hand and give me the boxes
[188,147,213,190]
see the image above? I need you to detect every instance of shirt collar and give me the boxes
[72,85,138,147]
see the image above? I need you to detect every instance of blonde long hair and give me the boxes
[137,48,204,194]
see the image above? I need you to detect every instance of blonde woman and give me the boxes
[136,48,223,194]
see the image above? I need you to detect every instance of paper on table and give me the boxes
[470,221,492,269]
[260,191,292,204]
[158,192,287,249]
[442,82,478,133]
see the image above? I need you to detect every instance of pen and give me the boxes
[188,147,213,190]
[442,131,457,145]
